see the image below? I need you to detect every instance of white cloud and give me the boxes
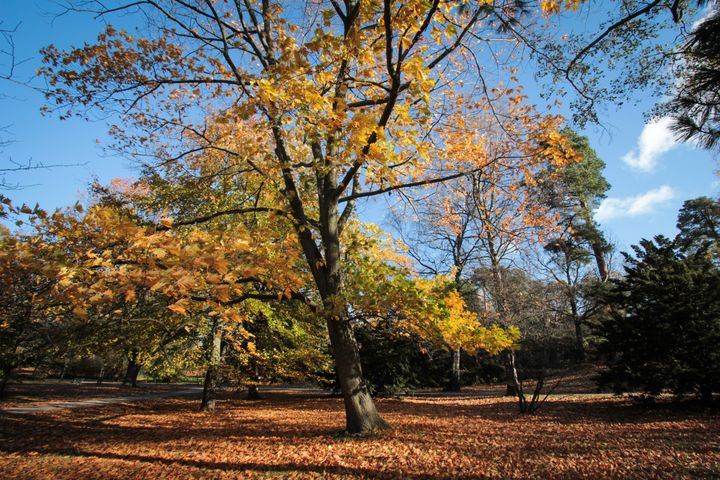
[622,118,677,172]
[595,185,676,222]
[692,2,715,30]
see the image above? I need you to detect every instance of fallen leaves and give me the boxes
[1,390,718,479]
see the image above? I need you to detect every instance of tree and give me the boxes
[538,128,611,359]
[543,129,611,280]
[387,95,578,389]
[533,0,709,125]
[657,2,720,151]
[597,235,720,402]
[41,0,579,433]
[539,240,597,360]
[223,300,333,403]
[534,0,720,154]
[355,317,441,395]
[0,231,61,397]
[675,196,720,254]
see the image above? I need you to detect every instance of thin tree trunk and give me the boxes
[200,317,223,412]
[447,348,462,392]
[122,350,141,387]
[96,360,105,385]
[574,318,586,362]
[0,365,11,399]
[59,357,69,380]
[569,295,586,362]
[508,350,526,412]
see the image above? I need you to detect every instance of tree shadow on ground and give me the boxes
[376,395,719,425]
[1,393,717,479]
[2,446,476,480]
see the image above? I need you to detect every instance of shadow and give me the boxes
[378,394,720,426]
[0,446,482,479]
[1,391,717,479]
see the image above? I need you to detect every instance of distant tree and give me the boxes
[223,302,333,404]
[597,235,720,402]
[538,129,611,360]
[543,128,612,280]
[675,196,720,254]
[540,240,598,361]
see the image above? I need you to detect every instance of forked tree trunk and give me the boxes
[272,88,387,431]
[122,350,141,387]
[447,348,462,392]
[200,317,223,412]
[579,200,610,283]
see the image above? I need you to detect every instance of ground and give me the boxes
[0,382,197,408]
[1,384,718,479]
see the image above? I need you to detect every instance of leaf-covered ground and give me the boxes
[1,390,718,479]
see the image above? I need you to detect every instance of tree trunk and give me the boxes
[569,296,585,362]
[246,384,260,400]
[447,348,462,392]
[59,357,69,380]
[0,365,11,399]
[122,350,141,387]
[326,313,388,433]
[574,318,586,362]
[590,241,609,282]
[274,112,387,432]
[579,200,610,282]
[200,317,223,412]
[96,360,105,385]
[313,171,387,433]
[507,350,526,411]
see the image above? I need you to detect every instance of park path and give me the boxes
[0,385,517,416]
[0,385,203,415]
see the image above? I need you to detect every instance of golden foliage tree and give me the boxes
[42,0,579,432]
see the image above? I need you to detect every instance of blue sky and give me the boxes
[1,1,717,254]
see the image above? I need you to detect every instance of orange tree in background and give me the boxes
[390,95,577,390]
[42,0,580,433]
